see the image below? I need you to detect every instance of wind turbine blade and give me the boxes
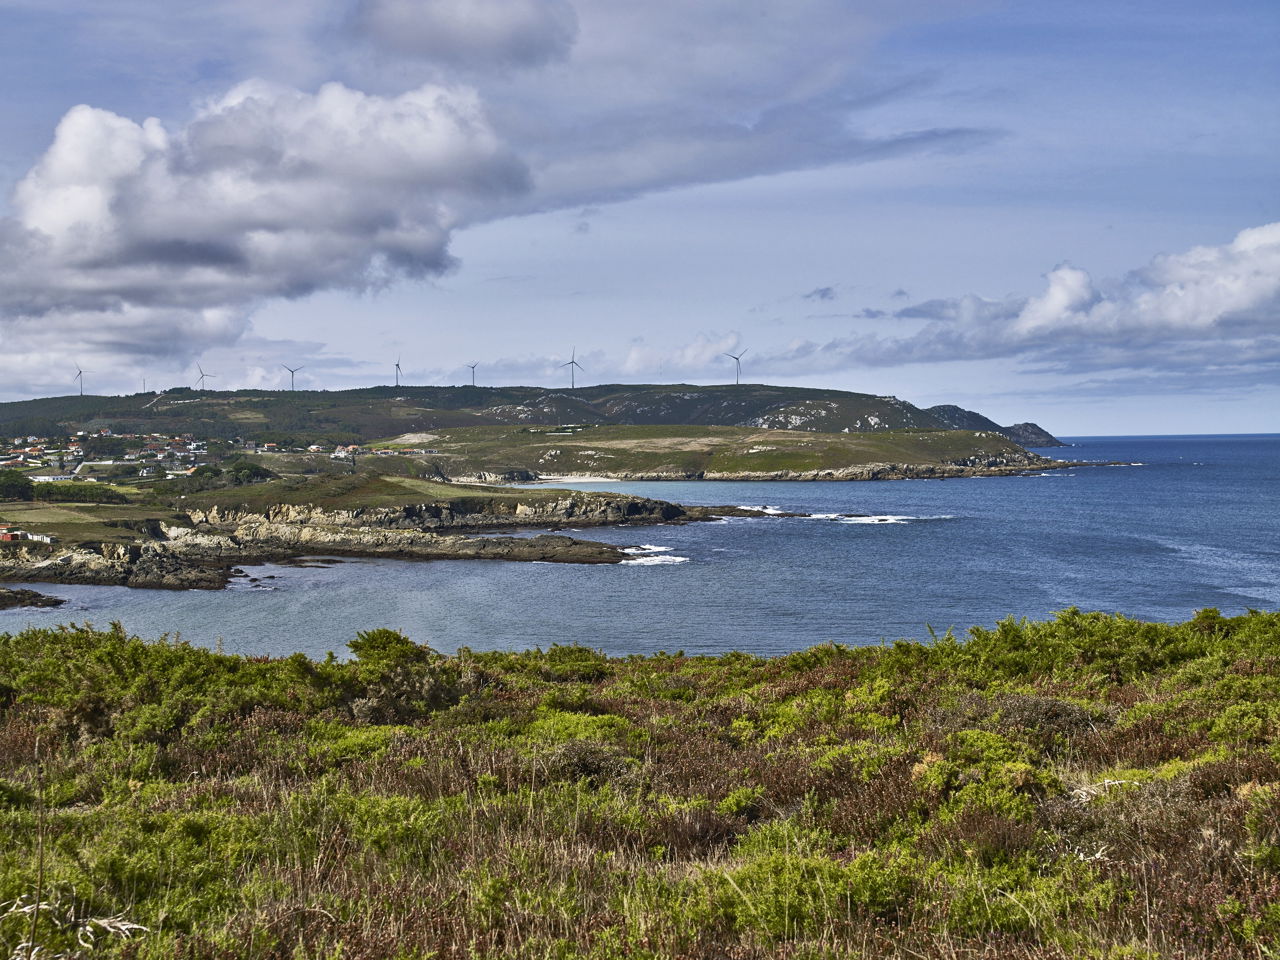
[739,348,748,357]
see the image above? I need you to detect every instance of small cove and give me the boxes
[3,435,1277,658]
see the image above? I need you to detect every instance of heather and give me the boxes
[1,609,1277,958]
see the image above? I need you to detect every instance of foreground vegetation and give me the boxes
[1,610,1277,958]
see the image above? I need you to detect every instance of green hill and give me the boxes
[0,383,1060,446]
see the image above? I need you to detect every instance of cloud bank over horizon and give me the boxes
[0,0,1275,429]
[398,224,1280,396]
[0,0,1000,395]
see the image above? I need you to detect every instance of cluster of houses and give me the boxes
[333,445,436,459]
[5,430,443,483]
[1,435,85,473]
[3,429,212,482]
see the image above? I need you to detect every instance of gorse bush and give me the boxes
[0,608,1277,958]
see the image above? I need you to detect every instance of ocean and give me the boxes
[3,434,1277,659]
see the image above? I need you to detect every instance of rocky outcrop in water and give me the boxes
[0,587,66,609]
[0,525,633,591]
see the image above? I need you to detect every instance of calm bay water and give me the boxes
[3,435,1277,658]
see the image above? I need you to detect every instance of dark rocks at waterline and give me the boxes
[0,587,66,610]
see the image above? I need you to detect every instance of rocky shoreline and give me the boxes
[0,586,66,609]
[491,456,1092,483]
[0,492,744,592]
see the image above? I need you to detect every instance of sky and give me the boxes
[0,0,1276,434]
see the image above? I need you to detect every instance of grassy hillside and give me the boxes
[391,424,1036,478]
[0,609,1276,958]
[0,384,980,444]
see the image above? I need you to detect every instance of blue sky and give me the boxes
[0,0,1276,434]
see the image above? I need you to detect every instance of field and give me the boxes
[1,610,1276,958]
[0,501,187,545]
[386,424,1036,478]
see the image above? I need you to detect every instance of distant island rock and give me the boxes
[924,405,1065,447]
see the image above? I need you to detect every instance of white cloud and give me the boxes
[751,222,1280,383]
[462,224,1280,393]
[0,79,527,392]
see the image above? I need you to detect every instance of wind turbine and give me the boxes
[394,358,402,388]
[195,363,216,390]
[73,363,86,396]
[723,348,748,386]
[466,362,478,386]
[561,347,583,390]
[282,364,303,391]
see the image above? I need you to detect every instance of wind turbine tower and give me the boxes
[561,348,584,390]
[195,363,217,391]
[723,348,748,386]
[282,364,303,391]
[466,362,478,386]
[73,364,86,396]
[394,358,402,388]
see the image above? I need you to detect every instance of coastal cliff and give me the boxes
[0,491,696,590]
[184,492,686,531]
[0,527,634,590]
[492,454,1062,483]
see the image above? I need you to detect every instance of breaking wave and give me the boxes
[803,513,955,524]
[621,554,690,565]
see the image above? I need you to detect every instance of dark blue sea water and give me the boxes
[3,435,1277,658]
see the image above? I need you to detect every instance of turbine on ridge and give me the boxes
[195,363,217,391]
[723,348,748,386]
[560,347,584,390]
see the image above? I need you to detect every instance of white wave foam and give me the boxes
[624,545,674,554]
[800,513,955,524]
[739,505,785,514]
[621,554,690,565]
[836,515,913,524]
